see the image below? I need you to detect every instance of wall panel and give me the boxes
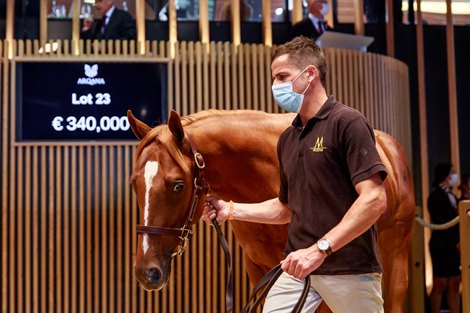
[1,39,410,312]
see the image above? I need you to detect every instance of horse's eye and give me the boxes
[173,182,185,193]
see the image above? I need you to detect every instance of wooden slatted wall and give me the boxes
[0,39,411,313]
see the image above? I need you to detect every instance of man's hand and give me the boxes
[81,18,93,32]
[202,196,230,225]
[280,245,326,280]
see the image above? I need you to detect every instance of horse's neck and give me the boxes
[185,111,293,201]
[185,111,292,152]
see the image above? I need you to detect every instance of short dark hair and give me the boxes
[272,36,327,87]
[433,163,452,185]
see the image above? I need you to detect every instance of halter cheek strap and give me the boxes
[135,131,208,257]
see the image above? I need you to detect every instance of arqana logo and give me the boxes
[77,64,105,86]
[84,64,98,78]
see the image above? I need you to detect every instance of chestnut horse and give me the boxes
[129,109,415,313]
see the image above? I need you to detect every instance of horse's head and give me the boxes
[128,110,207,290]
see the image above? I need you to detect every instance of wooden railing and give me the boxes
[1,39,411,313]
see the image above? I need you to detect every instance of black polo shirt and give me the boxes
[277,96,387,275]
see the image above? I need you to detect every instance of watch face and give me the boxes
[318,239,329,250]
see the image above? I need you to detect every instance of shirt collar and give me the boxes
[105,5,116,19]
[292,95,336,128]
[308,13,324,31]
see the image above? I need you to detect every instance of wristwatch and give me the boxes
[317,238,333,256]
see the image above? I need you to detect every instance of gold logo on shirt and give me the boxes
[311,137,327,152]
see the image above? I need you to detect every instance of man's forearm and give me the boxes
[319,177,387,253]
[231,198,292,224]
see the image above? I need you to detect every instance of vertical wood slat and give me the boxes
[353,0,365,35]
[32,147,39,313]
[460,201,470,313]
[124,146,131,313]
[7,55,15,311]
[86,147,92,313]
[261,0,272,46]
[198,224,204,313]
[224,43,231,110]
[109,147,116,313]
[385,0,395,57]
[64,147,70,313]
[238,45,245,109]
[25,147,31,313]
[195,42,203,112]
[230,0,241,46]
[40,148,47,313]
[9,142,16,313]
[51,146,58,312]
[93,147,100,313]
[251,44,259,110]
[189,42,196,114]
[199,0,209,44]
[292,0,303,24]
[445,0,460,177]
[415,0,432,296]
[181,42,189,116]
[17,147,24,313]
[71,147,78,313]
[1,40,7,313]
[101,146,108,313]
[203,43,209,110]
[116,147,123,313]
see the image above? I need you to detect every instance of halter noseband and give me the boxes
[135,132,208,257]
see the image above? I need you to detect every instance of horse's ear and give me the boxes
[168,110,185,145]
[127,110,152,140]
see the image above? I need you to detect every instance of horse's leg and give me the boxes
[379,220,412,313]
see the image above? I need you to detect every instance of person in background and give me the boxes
[458,173,470,201]
[290,0,331,41]
[202,36,387,312]
[427,163,461,313]
[80,0,136,40]
[219,0,253,21]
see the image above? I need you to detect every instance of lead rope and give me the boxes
[212,219,234,312]
[240,264,310,313]
[213,218,310,313]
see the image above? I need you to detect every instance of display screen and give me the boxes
[16,61,168,141]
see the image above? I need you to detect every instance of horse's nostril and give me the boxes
[145,268,162,283]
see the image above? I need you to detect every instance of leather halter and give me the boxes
[135,132,208,258]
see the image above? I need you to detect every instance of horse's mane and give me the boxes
[179,109,266,127]
[180,109,221,126]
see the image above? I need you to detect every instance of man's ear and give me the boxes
[127,110,152,140]
[308,65,317,82]
[168,110,185,145]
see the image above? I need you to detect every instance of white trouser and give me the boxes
[262,272,384,313]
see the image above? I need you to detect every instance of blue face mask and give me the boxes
[272,67,312,113]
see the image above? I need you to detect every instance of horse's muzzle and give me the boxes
[135,265,166,291]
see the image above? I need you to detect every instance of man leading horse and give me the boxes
[202,36,388,312]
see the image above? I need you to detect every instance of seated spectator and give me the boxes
[291,0,331,41]
[81,0,136,40]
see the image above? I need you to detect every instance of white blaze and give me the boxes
[143,161,159,255]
